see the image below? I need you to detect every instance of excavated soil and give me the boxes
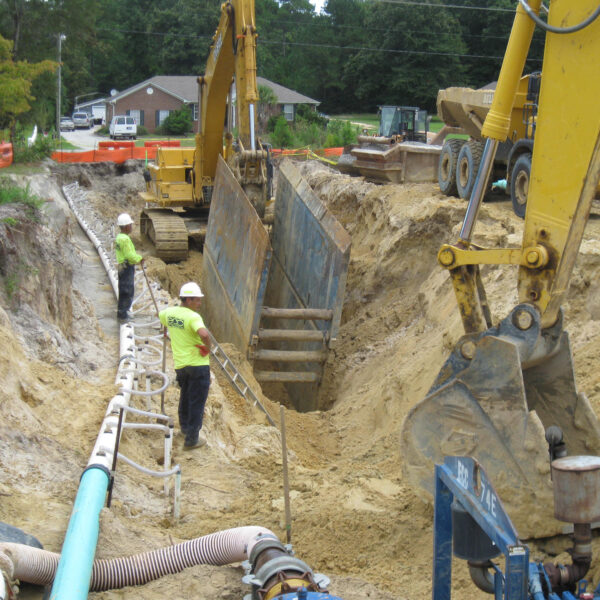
[1,159,600,600]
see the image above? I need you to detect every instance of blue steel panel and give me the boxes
[269,160,351,339]
[433,465,453,600]
[202,157,272,352]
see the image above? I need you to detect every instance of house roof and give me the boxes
[76,97,108,109]
[257,77,319,105]
[107,75,320,106]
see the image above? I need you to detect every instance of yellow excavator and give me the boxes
[139,0,270,261]
[402,0,600,538]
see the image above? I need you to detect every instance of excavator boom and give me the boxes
[402,0,600,538]
[139,0,269,261]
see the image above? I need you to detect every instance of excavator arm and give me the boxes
[193,0,268,215]
[402,0,600,538]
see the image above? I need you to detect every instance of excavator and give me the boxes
[139,0,270,261]
[401,0,600,539]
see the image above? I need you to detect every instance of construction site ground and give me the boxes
[1,158,600,600]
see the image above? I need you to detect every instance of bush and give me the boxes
[271,116,295,148]
[267,115,279,133]
[160,108,193,136]
[325,119,358,147]
[296,104,328,128]
[11,123,55,163]
[137,125,149,136]
[295,121,326,147]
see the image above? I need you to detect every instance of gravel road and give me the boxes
[60,125,105,150]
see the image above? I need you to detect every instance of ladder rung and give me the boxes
[253,349,328,363]
[261,307,333,321]
[254,370,319,383]
[257,328,325,342]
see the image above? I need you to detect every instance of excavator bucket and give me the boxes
[401,304,600,539]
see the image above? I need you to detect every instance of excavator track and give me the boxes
[140,208,189,262]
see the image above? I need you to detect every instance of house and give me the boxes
[104,75,320,134]
[74,97,107,125]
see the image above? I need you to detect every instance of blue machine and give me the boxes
[433,456,598,600]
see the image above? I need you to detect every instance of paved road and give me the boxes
[60,125,104,151]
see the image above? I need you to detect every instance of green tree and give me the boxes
[271,115,294,148]
[0,34,56,138]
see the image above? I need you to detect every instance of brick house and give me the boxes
[104,75,320,134]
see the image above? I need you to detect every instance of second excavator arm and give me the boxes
[402,0,600,539]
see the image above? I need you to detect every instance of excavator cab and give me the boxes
[378,106,428,142]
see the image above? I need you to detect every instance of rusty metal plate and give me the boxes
[263,160,351,411]
[202,157,272,353]
[267,160,351,340]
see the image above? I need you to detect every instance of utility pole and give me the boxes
[56,33,66,135]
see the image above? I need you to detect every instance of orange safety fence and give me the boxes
[98,140,136,149]
[0,142,14,168]
[51,145,343,165]
[144,140,181,148]
[52,146,158,164]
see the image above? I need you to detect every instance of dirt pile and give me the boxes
[1,160,600,600]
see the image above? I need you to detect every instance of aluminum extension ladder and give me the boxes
[209,333,275,427]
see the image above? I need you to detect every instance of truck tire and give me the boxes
[510,153,531,219]
[456,140,484,200]
[438,139,464,196]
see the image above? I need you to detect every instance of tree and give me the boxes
[0,34,56,138]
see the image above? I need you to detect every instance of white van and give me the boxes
[109,115,137,140]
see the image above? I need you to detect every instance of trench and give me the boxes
[2,160,600,599]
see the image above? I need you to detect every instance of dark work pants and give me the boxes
[175,365,211,445]
[117,264,135,319]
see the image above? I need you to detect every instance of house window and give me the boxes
[129,109,143,126]
[192,103,198,121]
[156,110,171,126]
[283,104,294,121]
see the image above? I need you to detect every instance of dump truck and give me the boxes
[336,106,445,184]
[402,0,600,538]
[436,74,540,216]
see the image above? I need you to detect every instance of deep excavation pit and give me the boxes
[1,159,600,599]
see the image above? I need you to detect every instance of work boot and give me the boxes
[183,438,207,450]
[183,431,207,450]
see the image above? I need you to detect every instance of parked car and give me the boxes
[59,117,75,131]
[72,112,92,129]
[109,116,137,140]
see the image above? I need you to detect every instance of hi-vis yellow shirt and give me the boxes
[159,305,209,369]
[115,233,142,265]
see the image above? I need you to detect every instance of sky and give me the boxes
[310,0,326,13]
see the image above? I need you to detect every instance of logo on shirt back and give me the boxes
[167,316,185,329]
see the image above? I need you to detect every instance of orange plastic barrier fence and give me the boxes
[0,142,14,168]
[98,140,135,149]
[51,145,341,165]
[144,140,181,148]
[52,146,158,164]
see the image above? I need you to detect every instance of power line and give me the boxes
[259,36,543,62]
[95,25,542,63]
[352,0,515,11]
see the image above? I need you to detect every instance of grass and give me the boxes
[0,178,46,215]
[335,114,379,129]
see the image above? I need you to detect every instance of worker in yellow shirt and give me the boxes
[159,282,211,450]
[115,213,143,323]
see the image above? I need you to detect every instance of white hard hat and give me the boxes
[180,282,204,298]
[117,213,134,227]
